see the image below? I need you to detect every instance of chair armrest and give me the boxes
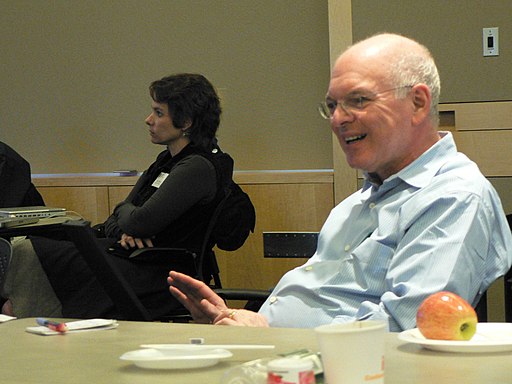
[215,288,271,302]
[215,288,271,312]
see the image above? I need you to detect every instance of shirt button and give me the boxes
[369,202,376,209]
[269,296,278,304]
[305,266,313,271]
[344,245,351,252]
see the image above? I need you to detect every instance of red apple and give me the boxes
[416,291,478,341]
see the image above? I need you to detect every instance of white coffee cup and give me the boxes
[315,320,386,384]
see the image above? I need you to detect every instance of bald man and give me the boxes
[168,34,512,331]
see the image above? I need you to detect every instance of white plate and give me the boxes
[141,343,275,351]
[119,348,232,369]
[398,323,512,353]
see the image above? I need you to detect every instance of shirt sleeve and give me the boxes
[113,155,217,238]
[102,172,149,239]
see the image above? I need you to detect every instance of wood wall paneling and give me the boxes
[108,187,133,218]
[451,131,512,177]
[33,172,335,295]
[439,101,512,178]
[439,101,512,131]
[328,0,356,205]
[37,186,110,226]
[215,182,334,292]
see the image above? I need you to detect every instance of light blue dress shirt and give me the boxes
[259,132,512,331]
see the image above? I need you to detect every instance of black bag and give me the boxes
[207,151,256,251]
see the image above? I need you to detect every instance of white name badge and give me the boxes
[151,172,169,188]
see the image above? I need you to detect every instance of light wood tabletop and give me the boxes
[1,318,510,384]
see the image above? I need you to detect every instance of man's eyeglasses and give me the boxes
[318,85,413,120]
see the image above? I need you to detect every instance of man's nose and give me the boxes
[331,103,354,125]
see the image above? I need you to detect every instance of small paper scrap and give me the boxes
[0,314,16,323]
[26,318,118,335]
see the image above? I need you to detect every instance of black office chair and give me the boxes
[64,219,227,322]
[504,267,512,323]
[64,220,154,321]
[475,292,488,322]
[62,183,238,322]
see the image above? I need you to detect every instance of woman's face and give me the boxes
[145,101,183,146]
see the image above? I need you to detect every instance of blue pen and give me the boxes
[36,317,68,333]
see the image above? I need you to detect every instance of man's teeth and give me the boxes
[345,134,367,144]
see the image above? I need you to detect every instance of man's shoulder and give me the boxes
[434,152,492,193]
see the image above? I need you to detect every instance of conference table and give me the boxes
[0,318,510,383]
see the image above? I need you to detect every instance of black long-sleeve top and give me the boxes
[103,144,220,253]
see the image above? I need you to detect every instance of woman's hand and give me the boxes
[168,271,269,327]
[119,233,154,249]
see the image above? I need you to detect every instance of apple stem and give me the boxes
[460,323,469,332]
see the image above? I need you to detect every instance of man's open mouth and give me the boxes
[345,134,367,144]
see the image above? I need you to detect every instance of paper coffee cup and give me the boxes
[315,320,386,384]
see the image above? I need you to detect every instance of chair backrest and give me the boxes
[193,186,240,289]
[504,267,512,322]
[475,292,488,322]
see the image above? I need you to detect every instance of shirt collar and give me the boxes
[362,131,457,191]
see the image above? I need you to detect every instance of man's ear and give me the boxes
[411,84,431,126]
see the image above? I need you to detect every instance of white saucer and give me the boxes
[398,323,512,353]
[120,347,233,369]
[141,343,275,351]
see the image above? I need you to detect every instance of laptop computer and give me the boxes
[0,206,66,218]
[0,216,40,228]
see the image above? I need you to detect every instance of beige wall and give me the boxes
[1,0,332,173]
[351,0,512,103]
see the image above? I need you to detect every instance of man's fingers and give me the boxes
[169,286,211,323]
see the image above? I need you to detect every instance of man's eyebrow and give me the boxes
[326,88,371,100]
[345,88,371,95]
